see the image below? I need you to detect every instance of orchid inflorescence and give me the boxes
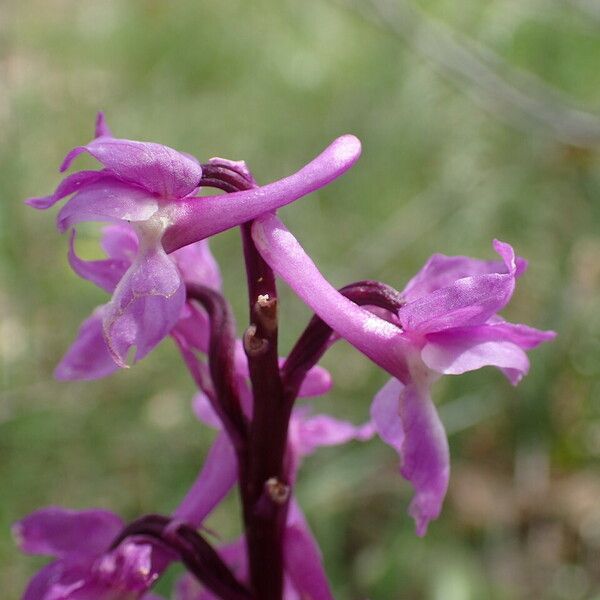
[16,113,555,599]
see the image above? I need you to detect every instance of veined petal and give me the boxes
[103,238,185,367]
[284,501,334,600]
[25,170,109,210]
[13,507,123,560]
[68,230,130,293]
[171,239,222,291]
[371,381,449,536]
[422,322,556,385]
[251,213,410,382]
[173,432,237,527]
[397,240,518,335]
[61,137,202,199]
[54,307,120,381]
[57,178,159,233]
[163,135,362,253]
[402,252,527,303]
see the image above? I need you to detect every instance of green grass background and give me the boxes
[2,1,600,598]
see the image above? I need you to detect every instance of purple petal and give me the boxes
[251,214,410,382]
[61,137,202,199]
[421,322,556,385]
[296,364,332,398]
[103,242,185,367]
[370,378,405,453]
[292,409,374,458]
[13,507,123,559]
[54,306,120,381]
[25,170,109,210]
[173,432,237,528]
[371,382,450,536]
[284,501,334,600]
[402,251,527,303]
[171,239,222,290]
[22,561,64,600]
[56,178,159,233]
[171,302,211,354]
[95,112,112,138]
[192,392,222,430]
[163,135,362,253]
[68,230,130,293]
[100,223,139,261]
[397,240,519,335]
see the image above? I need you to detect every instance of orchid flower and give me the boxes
[27,113,361,368]
[13,508,166,600]
[251,213,556,535]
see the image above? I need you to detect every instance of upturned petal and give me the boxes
[103,226,185,367]
[371,380,450,536]
[163,135,362,253]
[251,213,409,382]
[60,137,202,199]
[422,322,556,385]
[397,240,519,335]
[26,170,112,210]
[56,178,159,233]
[54,306,120,381]
[13,507,123,560]
[402,251,527,303]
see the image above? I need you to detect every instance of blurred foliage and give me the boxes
[1,0,600,598]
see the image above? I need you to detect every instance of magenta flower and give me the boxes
[13,508,165,600]
[28,113,361,369]
[55,223,221,379]
[251,213,556,535]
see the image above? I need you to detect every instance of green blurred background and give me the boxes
[2,1,600,598]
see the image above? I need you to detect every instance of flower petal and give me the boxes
[371,381,449,536]
[54,307,120,381]
[402,251,527,303]
[284,501,334,600]
[61,137,203,199]
[173,432,237,527]
[163,135,362,253]
[251,214,409,382]
[57,178,159,233]
[25,170,109,210]
[370,378,405,453]
[397,240,518,334]
[296,364,332,398]
[13,507,123,559]
[422,322,556,385]
[293,410,374,458]
[103,241,185,367]
[68,230,130,293]
[100,223,139,261]
[171,239,222,291]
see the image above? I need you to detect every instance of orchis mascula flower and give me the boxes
[251,213,556,535]
[56,223,221,379]
[27,113,361,369]
[13,508,164,600]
